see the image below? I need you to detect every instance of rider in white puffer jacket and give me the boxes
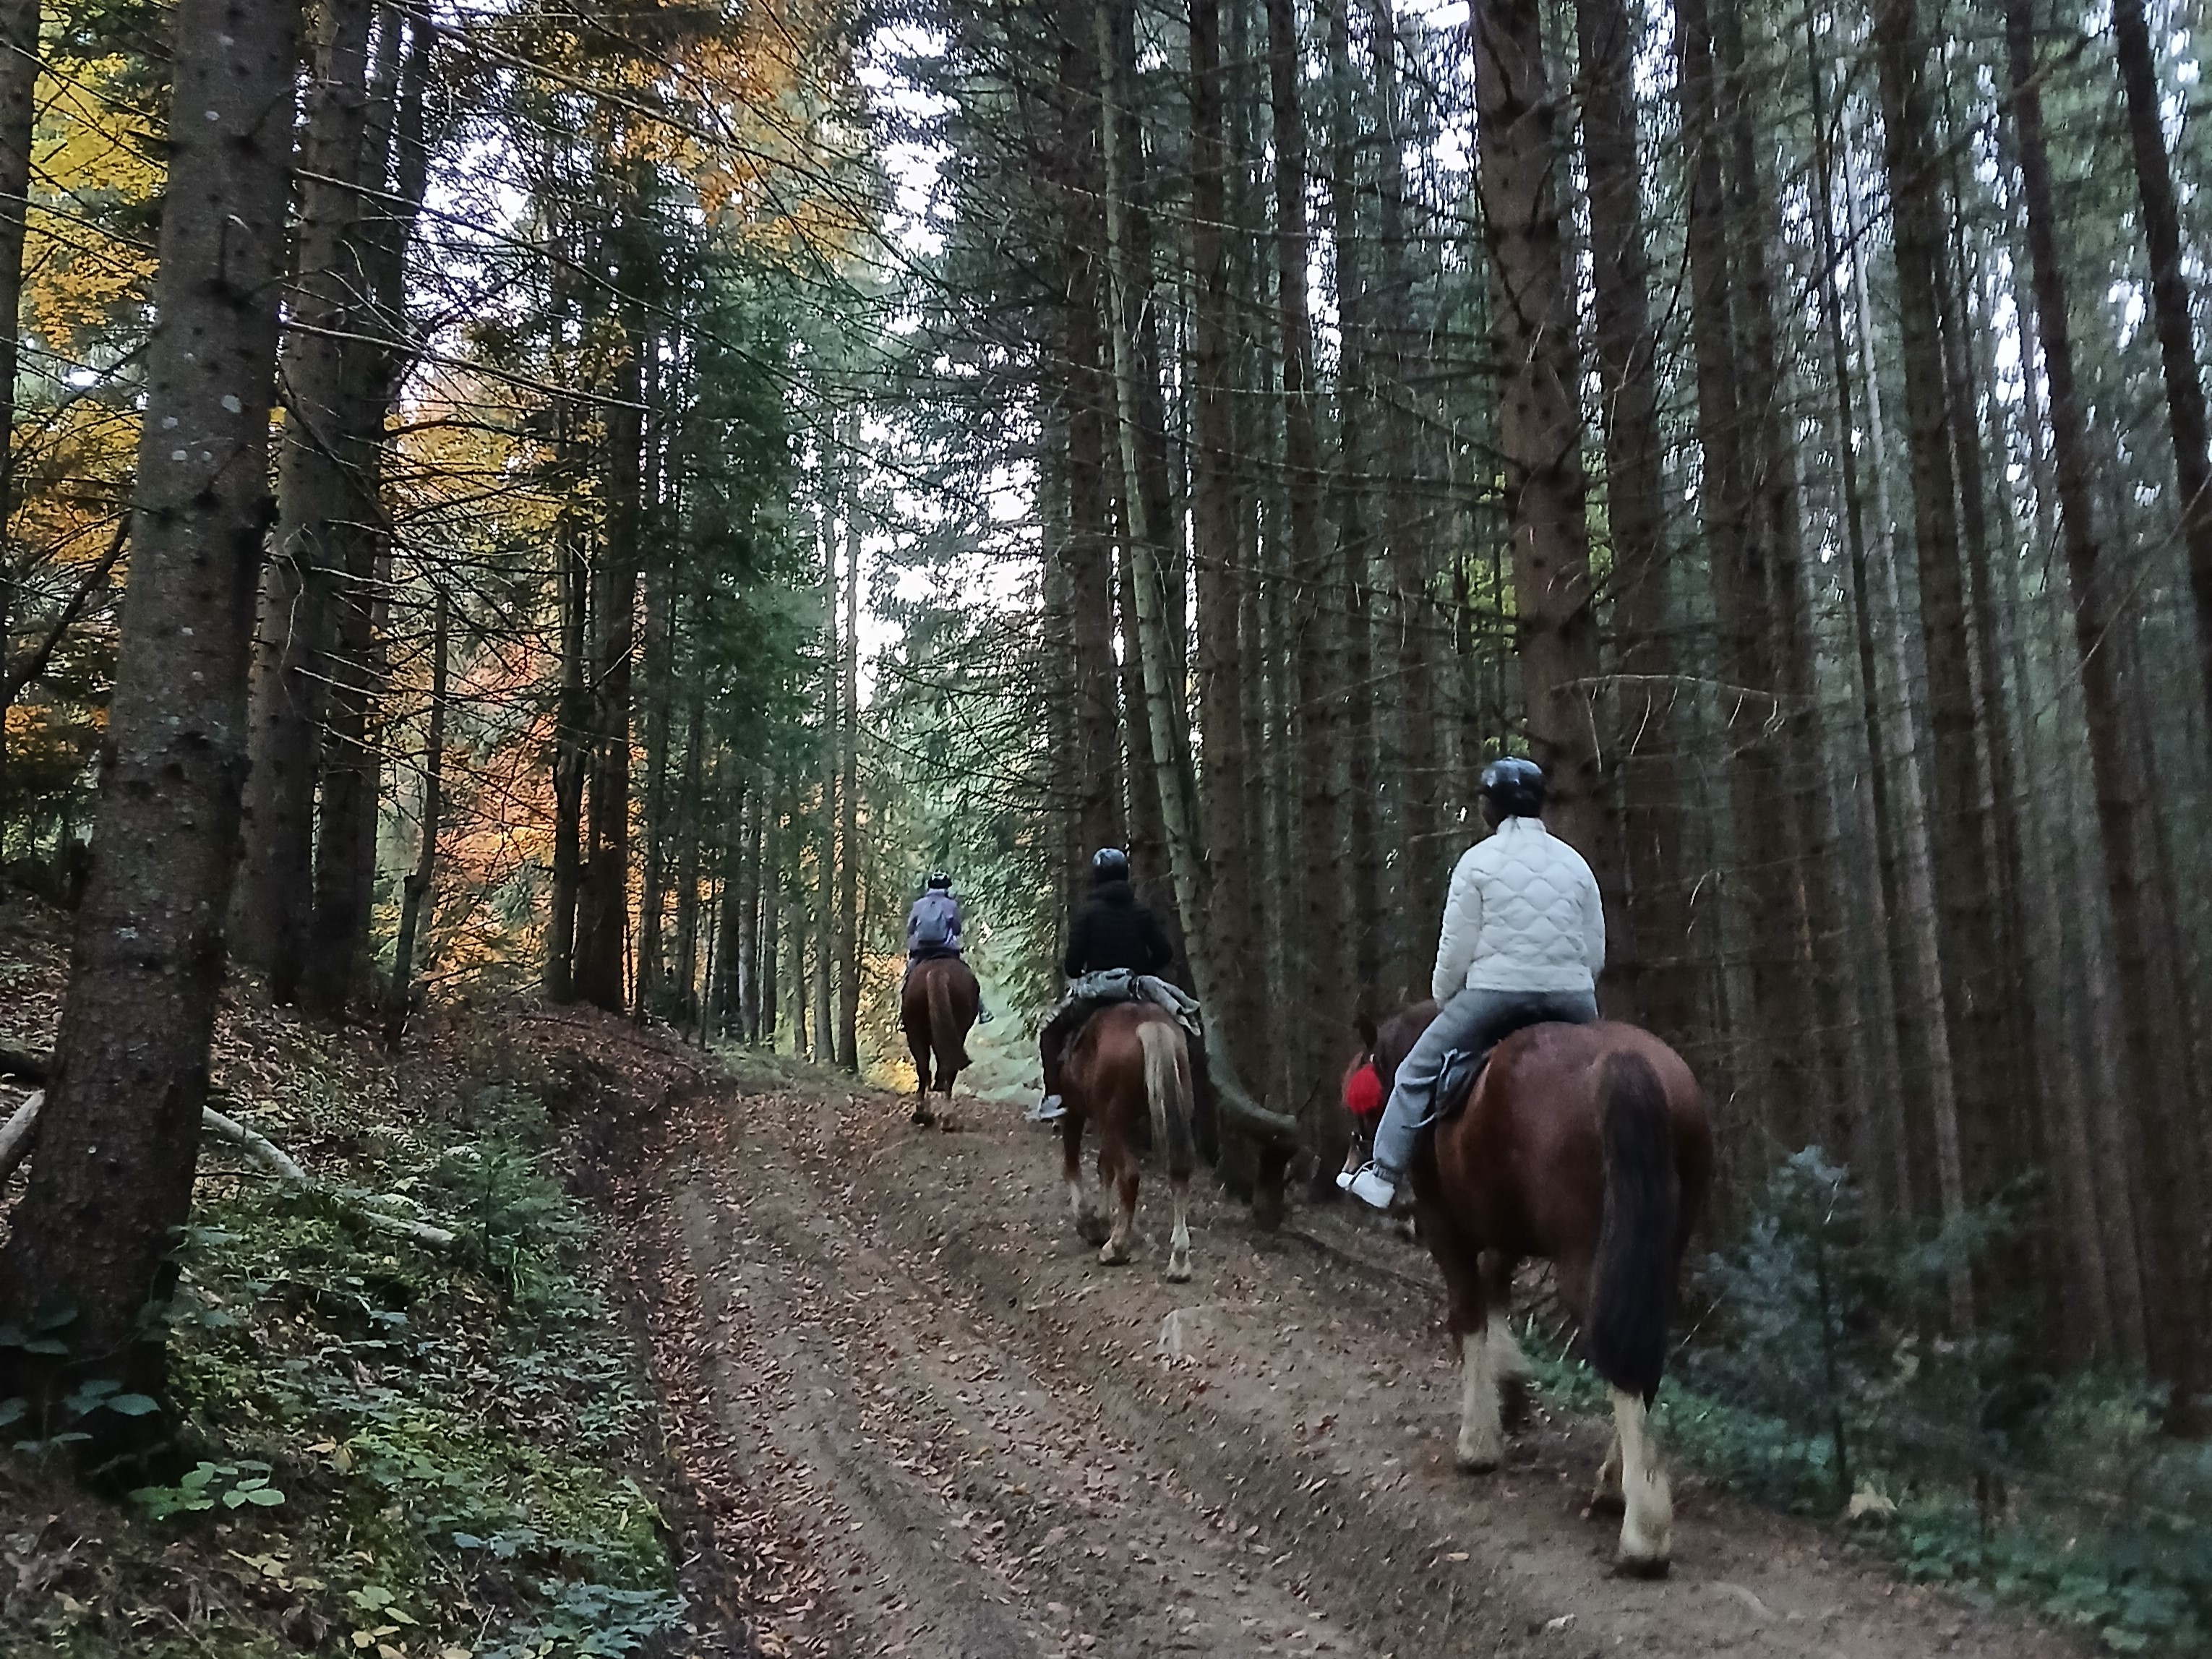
[1345,757,1604,1209]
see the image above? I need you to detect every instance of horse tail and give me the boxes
[1587,1050,1681,1405]
[1139,1019,1196,1181]
[926,963,969,1073]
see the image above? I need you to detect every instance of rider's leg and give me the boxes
[1031,1006,1076,1121]
[1351,988,1526,1208]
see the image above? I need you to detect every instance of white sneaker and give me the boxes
[1026,1094,1066,1123]
[1346,1162,1397,1210]
[1334,1167,1356,1192]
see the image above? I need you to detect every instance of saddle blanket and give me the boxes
[1058,969,1204,1040]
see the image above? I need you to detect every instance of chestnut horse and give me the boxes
[900,955,979,1126]
[1060,1003,1198,1281]
[1349,1001,1712,1575]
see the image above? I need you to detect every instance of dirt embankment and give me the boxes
[614,1062,2085,1659]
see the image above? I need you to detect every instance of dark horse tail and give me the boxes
[1586,1051,1680,1405]
[926,962,970,1074]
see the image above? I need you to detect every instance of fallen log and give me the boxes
[1214,1079,1303,1147]
[0,1089,43,1183]
[0,1091,457,1248]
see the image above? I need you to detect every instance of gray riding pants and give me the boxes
[1370,986,1600,1179]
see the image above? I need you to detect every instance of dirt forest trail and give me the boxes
[620,1061,2083,1659]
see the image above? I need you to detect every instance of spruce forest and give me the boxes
[1,0,2212,1649]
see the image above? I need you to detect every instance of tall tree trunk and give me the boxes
[383,586,447,1050]
[1325,0,1382,1005]
[1720,0,1850,1145]
[1576,0,1670,1033]
[234,0,375,999]
[838,463,861,1071]
[0,0,302,1393]
[760,781,781,1047]
[575,331,644,1013]
[1060,0,1125,864]
[2112,0,2212,735]
[546,511,588,1002]
[1266,0,1347,1115]
[0,0,35,787]
[1676,0,1813,1142]
[1937,149,2049,1294]
[713,774,747,1039]
[299,17,432,1017]
[1472,0,1614,952]
[1872,0,1996,1329]
[637,557,673,1015]
[1805,0,1909,1210]
[1102,0,1296,1166]
[1370,0,1440,1002]
[813,467,839,1060]
[2012,0,2207,1407]
[672,682,706,1024]
[1187,0,1258,1087]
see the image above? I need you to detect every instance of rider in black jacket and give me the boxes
[1032,848,1173,1121]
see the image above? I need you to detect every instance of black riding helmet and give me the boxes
[1091,846,1131,884]
[925,871,953,891]
[1479,756,1546,819]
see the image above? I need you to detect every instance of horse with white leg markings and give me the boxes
[1058,1002,1199,1282]
[1356,1002,1712,1574]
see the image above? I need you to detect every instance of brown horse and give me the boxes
[1059,1003,1198,1281]
[900,955,979,1126]
[1352,1001,1712,1575]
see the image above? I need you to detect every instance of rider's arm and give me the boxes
[949,897,966,947]
[1063,911,1088,978]
[906,902,920,950]
[1430,848,1484,1003]
[1578,854,1606,978]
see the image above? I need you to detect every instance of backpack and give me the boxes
[910,893,957,951]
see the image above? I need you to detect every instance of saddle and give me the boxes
[1428,1047,1488,1125]
[1416,1006,1569,1129]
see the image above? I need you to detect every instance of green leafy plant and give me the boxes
[129,1459,286,1518]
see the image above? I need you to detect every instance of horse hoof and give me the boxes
[1588,1489,1626,1518]
[1614,1551,1670,1581]
[1098,1242,1130,1266]
[1077,1217,1110,1248]
[1454,1446,1502,1475]
[1165,1257,1192,1284]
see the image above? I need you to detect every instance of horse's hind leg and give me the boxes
[1099,1141,1136,1266]
[1608,1388,1672,1575]
[1165,1175,1192,1282]
[909,1039,935,1126]
[1063,1112,1105,1246]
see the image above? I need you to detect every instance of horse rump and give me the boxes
[1585,1050,1681,1405]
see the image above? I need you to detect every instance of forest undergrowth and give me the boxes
[1522,1148,2212,1655]
[0,893,721,1659]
